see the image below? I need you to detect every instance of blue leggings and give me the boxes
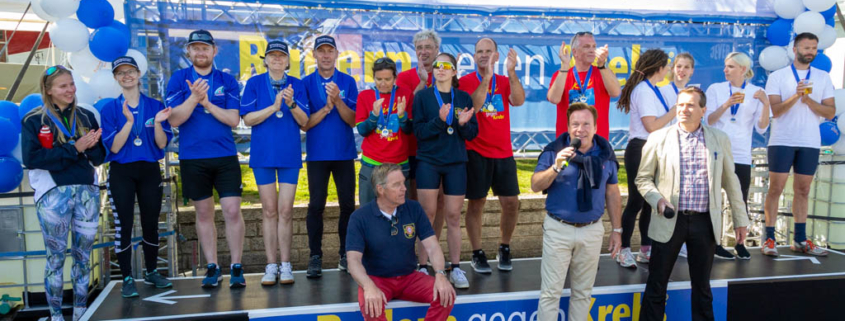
[36,185,100,319]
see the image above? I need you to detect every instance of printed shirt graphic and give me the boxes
[356,87,414,164]
[459,72,513,158]
[549,66,610,139]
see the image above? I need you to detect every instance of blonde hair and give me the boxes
[27,66,90,144]
[725,52,754,80]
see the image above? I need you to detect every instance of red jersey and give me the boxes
[355,87,414,164]
[548,66,610,139]
[396,67,432,157]
[458,72,513,158]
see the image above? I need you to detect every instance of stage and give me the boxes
[81,246,845,321]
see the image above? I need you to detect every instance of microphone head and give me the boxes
[570,137,582,149]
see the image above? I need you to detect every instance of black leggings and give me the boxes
[108,161,163,278]
[734,163,751,204]
[306,160,355,257]
[622,138,652,248]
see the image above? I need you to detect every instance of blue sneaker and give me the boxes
[230,263,246,288]
[202,263,222,288]
[121,277,139,298]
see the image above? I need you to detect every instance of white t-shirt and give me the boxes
[659,83,679,109]
[628,81,671,141]
[765,66,836,148]
[704,81,769,165]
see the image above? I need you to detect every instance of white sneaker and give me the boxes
[679,244,688,258]
[418,267,429,275]
[449,267,469,289]
[616,248,637,268]
[261,264,279,286]
[279,262,294,284]
[72,307,86,321]
[636,247,651,263]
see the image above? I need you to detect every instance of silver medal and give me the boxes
[579,96,588,103]
[447,126,454,135]
[275,111,284,118]
[134,137,143,146]
[203,108,210,114]
[381,129,389,137]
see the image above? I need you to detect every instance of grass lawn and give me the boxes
[182,158,628,206]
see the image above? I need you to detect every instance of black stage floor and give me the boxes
[81,246,845,321]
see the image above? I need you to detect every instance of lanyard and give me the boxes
[266,73,287,105]
[671,82,679,94]
[120,94,145,139]
[791,64,811,84]
[644,80,669,112]
[474,70,497,104]
[434,87,455,126]
[378,86,397,129]
[729,81,747,118]
[44,106,76,140]
[572,65,593,95]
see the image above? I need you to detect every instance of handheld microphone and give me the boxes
[563,137,582,167]
[663,207,675,219]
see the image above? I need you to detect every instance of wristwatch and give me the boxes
[435,270,447,276]
[612,228,623,233]
[552,165,561,173]
[598,64,607,70]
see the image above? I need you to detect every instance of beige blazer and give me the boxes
[635,124,749,245]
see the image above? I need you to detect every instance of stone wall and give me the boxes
[176,195,638,273]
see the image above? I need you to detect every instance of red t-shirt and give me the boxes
[549,66,610,139]
[396,67,432,157]
[355,87,414,164]
[458,72,513,158]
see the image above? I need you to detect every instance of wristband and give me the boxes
[612,228,623,233]
[436,270,447,276]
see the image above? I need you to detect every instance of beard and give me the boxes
[192,57,212,68]
[797,53,816,65]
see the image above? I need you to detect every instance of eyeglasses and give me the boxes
[45,65,67,76]
[433,61,455,71]
[115,69,139,78]
[389,214,399,236]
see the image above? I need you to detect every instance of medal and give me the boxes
[134,137,143,146]
[572,65,593,103]
[381,128,389,137]
[447,126,454,135]
[68,140,75,145]
[44,106,77,144]
[645,80,669,112]
[729,81,746,122]
[203,108,210,114]
[475,70,497,112]
[377,86,397,137]
[579,95,588,103]
[275,111,284,118]
[434,86,456,133]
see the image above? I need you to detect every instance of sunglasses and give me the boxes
[45,65,68,76]
[374,57,396,66]
[390,214,399,236]
[433,61,455,71]
[575,31,594,37]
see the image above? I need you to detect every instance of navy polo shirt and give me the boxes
[346,199,435,278]
[240,73,310,168]
[534,142,618,223]
[165,67,240,160]
[302,69,359,161]
[102,94,173,163]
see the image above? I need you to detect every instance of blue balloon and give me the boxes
[811,52,832,72]
[109,20,131,40]
[0,156,23,193]
[0,101,20,133]
[820,120,840,146]
[94,98,115,112]
[766,19,793,46]
[0,118,17,155]
[18,94,42,119]
[826,16,835,27]
[77,0,115,29]
[89,27,129,62]
[821,5,836,20]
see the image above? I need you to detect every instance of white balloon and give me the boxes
[793,11,825,36]
[89,70,122,101]
[68,47,110,78]
[77,103,100,126]
[786,41,795,61]
[109,0,124,21]
[41,0,80,20]
[48,19,89,53]
[72,73,97,105]
[835,89,845,116]
[11,134,22,163]
[818,25,836,49]
[759,46,791,71]
[803,0,837,12]
[30,0,58,22]
[774,0,806,19]
[125,49,149,77]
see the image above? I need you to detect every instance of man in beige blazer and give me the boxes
[636,86,749,321]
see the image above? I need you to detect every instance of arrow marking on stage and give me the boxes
[774,255,820,265]
[143,290,211,305]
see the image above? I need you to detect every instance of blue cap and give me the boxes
[262,40,290,58]
[187,29,215,46]
[111,56,139,72]
[314,35,337,50]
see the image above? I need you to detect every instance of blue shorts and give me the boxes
[768,146,820,176]
[415,161,466,196]
[252,167,300,185]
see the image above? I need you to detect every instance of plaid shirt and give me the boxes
[678,125,709,212]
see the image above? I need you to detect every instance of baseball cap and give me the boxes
[314,35,337,50]
[187,30,215,46]
[111,56,139,73]
[261,40,290,58]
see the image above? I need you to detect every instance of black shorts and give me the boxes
[465,150,520,199]
[415,161,467,196]
[180,155,242,201]
[408,155,418,180]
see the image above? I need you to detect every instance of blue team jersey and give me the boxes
[302,69,359,161]
[101,94,173,163]
[165,67,240,160]
[240,73,310,168]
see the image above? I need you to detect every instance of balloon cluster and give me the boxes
[0,99,25,193]
[761,0,837,72]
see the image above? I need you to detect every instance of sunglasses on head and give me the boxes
[433,61,455,71]
[575,31,594,37]
[390,214,399,236]
[45,65,68,76]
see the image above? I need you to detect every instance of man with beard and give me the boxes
[458,38,525,273]
[762,32,836,257]
[165,30,246,288]
[301,35,360,277]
